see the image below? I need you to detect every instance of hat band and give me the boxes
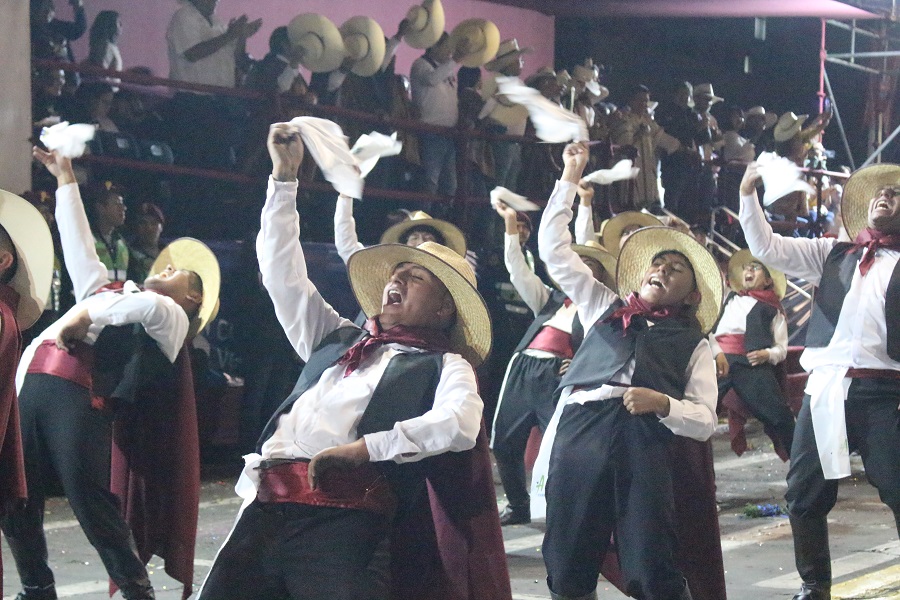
[300,33,325,60]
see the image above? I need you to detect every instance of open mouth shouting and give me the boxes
[648,275,664,289]
[386,288,403,306]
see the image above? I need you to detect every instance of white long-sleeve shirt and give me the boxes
[410,56,458,128]
[258,178,482,464]
[538,180,717,441]
[709,294,788,365]
[16,184,189,390]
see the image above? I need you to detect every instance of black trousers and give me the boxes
[719,357,795,454]
[199,500,391,600]
[543,401,685,600]
[492,352,563,509]
[0,374,148,592]
[786,377,900,585]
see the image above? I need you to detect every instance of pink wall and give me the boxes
[65,0,554,82]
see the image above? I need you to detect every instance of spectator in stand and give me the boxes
[85,10,122,72]
[656,80,702,223]
[518,67,564,203]
[31,68,67,130]
[743,106,777,156]
[84,182,128,283]
[457,66,492,200]
[110,90,165,141]
[244,26,305,96]
[610,84,662,212]
[693,83,725,227]
[73,82,118,132]
[410,32,469,199]
[126,202,165,283]
[30,0,87,91]
[720,105,755,212]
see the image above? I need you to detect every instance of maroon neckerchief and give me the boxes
[337,318,454,376]
[852,228,900,276]
[737,289,784,315]
[603,292,692,331]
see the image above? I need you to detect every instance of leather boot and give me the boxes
[14,585,58,600]
[119,578,156,600]
[498,503,531,526]
[549,590,598,600]
[790,514,832,600]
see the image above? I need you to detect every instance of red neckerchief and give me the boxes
[737,289,784,315]
[852,228,900,276]
[337,318,453,376]
[603,292,691,331]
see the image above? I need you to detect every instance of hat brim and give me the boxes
[572,244,617,290]
[288,14,347,73]
[347,243,491,366]
[601,211,663,257]
[727,249,787,299]
[0,190,54,330]
[150,238,221,339]
[404,0,445,49]
[617,227,723,334]
[841,163,900,241]
[484,47,532,72]
[341,16,387,77]
[379,218,467,257]
[450,19,500,68]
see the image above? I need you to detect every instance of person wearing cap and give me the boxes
[743,105,777,156]
[536,142,721,600]
[711,250,795,457]
[490,192,613,526]
[197,123,507,600]
[739,161,900,600]
[768,109,832,224]
[656,81,703,224]
[2,148,219,600]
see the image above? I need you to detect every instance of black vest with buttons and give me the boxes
[716,292,777,353]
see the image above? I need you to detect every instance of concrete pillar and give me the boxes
[0,0,32,195]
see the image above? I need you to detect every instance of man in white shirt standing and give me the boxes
[738,162,900,600]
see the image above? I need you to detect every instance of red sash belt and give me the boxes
[846,368,900,379]
[27,339,94,389]
[715,333,746,355]
[527,326,574,359]
[256,459,397,516]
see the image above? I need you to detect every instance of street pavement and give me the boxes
[4,422,900,600]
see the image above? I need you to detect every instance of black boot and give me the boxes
[498,503,531,526]
[549,591,597,600]
[495,453,531,525]
[119,577,156,600]
[14,584,57,600]
[790,514,832,600]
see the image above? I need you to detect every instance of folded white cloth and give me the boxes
[496,76,588,143]
[582,159,639,185]
[490,186,540,212]
[756,151,815,207]
[40,121,96,159]
[806,367,852,479]
[288,117,363,198]
[350,131,403,178]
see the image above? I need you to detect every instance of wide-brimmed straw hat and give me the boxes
[693,83,724,104]
[572,240,617,289]
[601,211,663,256]
[524,66,557,88]
[151,238,221,338]
[288,14,346,73]
[841,163,900,241]
[339,17,386,77]
[379,211,467,257]
[347,241,491,366]
[0,190,54,330]
[450,18,500,68]
[617,227,723,333]
[747,106,778,129]
[773,112,808,142]
[727,249,787,299]
[485,38,532,72]
[404,0,445,50]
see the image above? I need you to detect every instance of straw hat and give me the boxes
[288,14,346,73]
[841,163,900,241]
[693,83,724,104]
[572,60,609,102]
[450,19,500,68]
[773,112,808,142]
[340,17,386,77]
[747,106,778,129]
[727,249,787,299]
[379,211,467,257]
[0,190,53,330]
[150,238,221,338]
[601,211,663,256]
[404,0,445,50]
[617,227,724,334]
[347,242,491,366]
[524,66,557,88]
[485,38,532,73]
[572,240,617,290]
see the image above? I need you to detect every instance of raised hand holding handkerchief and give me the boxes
[495,76,588,143]
[40,122,97,159]
[582,159,639,186]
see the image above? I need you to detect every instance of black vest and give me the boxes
[91,324,176,404]
[806,243,900,360]
[513,290,578,354]
[559,301,705,399]
[716,292,777,353]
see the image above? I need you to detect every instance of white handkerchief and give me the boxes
[40,121,96,158]
[289,117,363,198]
[582,159,639,185]
[496,76,588,143]
[806,367,851,479]
[351,131,403,178]
[490,186,540,212]
[756,151,815,207]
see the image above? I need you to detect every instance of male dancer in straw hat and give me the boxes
[537,142,722,600]
[198,123,509,600]
[2,148,219,600]
[739,162,900,600]
[0,191,54,595]
[712,250,795,458]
